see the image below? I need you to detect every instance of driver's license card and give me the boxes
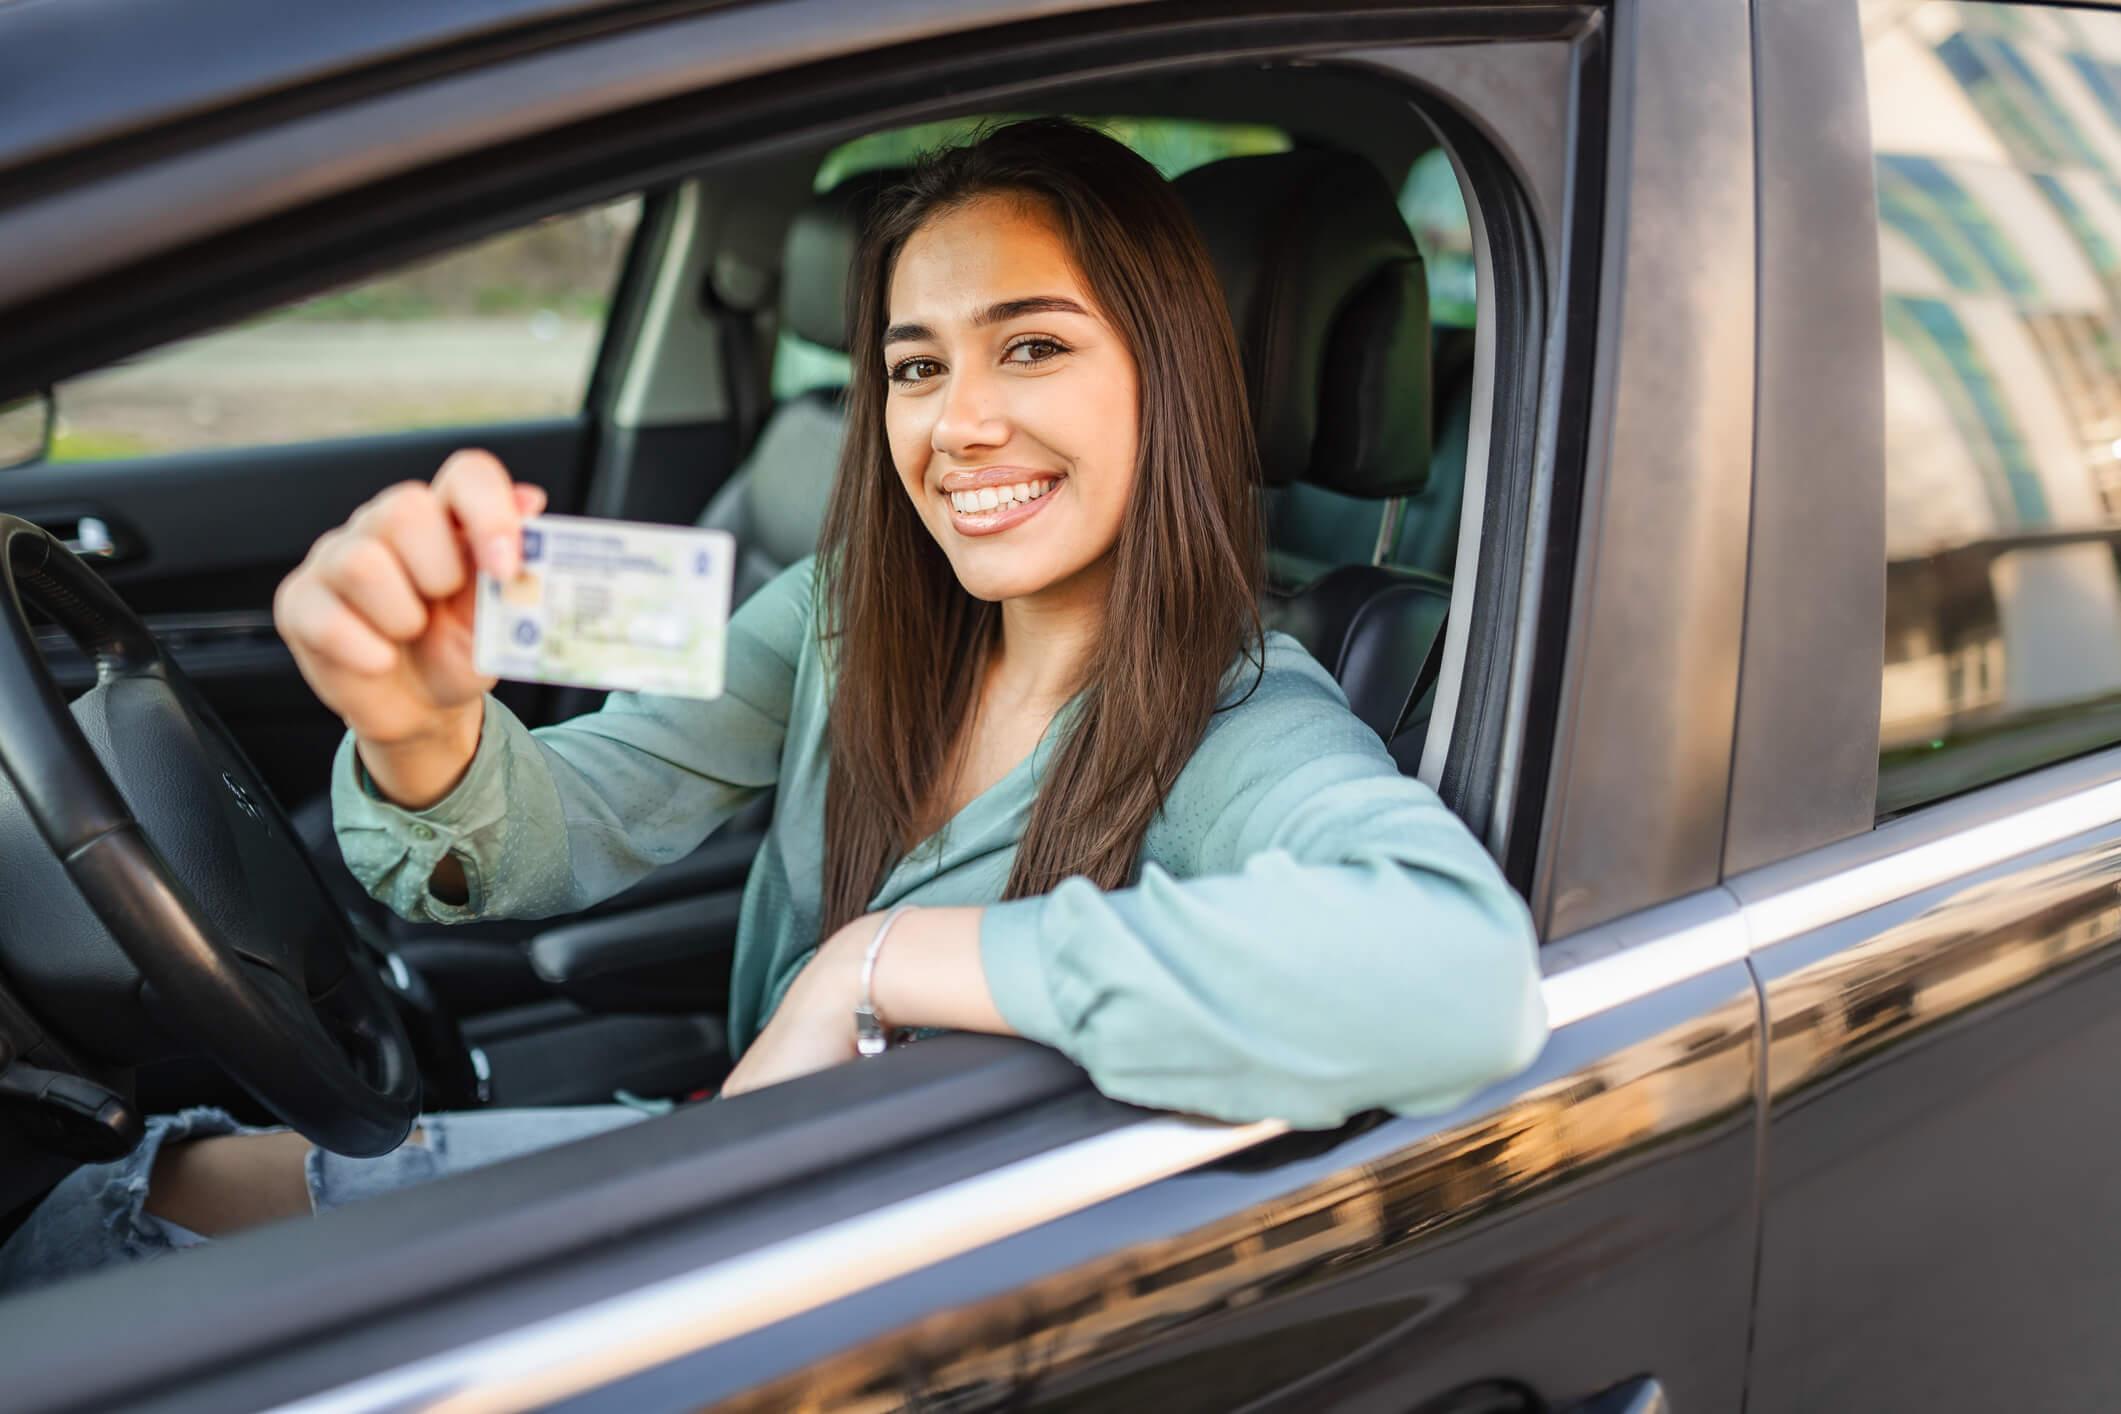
[473,514,734,700]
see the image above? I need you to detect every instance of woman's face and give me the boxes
[883,194,1140,605]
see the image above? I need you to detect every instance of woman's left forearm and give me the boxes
[855,905,1015,1036]
[721,905,1015,1098]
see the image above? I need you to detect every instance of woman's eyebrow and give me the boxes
[976,295,1091,325]
[883,296,1091,346]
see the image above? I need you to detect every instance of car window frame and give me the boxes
[0,2,1620,1407]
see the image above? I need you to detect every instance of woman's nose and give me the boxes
[930,364,1010,457]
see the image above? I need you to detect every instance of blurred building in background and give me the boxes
[1867,0,2121,811]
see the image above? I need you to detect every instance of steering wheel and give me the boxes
[0,516,417,1157]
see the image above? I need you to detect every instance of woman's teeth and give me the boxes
[948,479,1054,514]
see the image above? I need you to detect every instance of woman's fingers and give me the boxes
[354,481,467,602]
[317,530,428,643]
[274,572,397,677]
[433,448,527,581]
[275,448,542,726]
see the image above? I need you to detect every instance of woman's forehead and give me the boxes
[886,196,1093,328]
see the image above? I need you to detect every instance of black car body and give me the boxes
[0,0,2113,1409]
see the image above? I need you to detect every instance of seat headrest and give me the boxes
[1175,151,1432,498]
[779,168,905,353]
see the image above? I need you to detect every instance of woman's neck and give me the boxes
[913,561,1107,844]
[989,560,1109,714]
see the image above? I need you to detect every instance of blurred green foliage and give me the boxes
[814,115,1292,190]
[50,426,153,463]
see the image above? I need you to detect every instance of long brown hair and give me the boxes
[817,118,1264,934]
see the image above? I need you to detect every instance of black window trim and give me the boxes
[1722,0,1886,870]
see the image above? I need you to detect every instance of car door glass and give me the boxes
[770,118,1290,398]
[1401,145,1476,330]
[1866,1,2121,814]
[48,196,642,463]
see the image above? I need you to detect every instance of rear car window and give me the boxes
[47,196,642,462]
[1865,1,2121,814]
[1401,145,1475,330]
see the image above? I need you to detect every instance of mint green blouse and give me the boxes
[332,558,1547,1128]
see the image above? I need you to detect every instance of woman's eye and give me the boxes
[1004,338,1067,367]
[888,356,944,385]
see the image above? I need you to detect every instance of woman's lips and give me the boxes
[938,465,1059,493]
[944,478,1062,537]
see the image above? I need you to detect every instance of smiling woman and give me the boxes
[0,119,1545,1294]
[824,122,1259,935]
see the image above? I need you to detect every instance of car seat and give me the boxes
[696,167,903,607]
[1173,149,1453,771]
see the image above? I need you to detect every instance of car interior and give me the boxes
[0,61,1493,1265]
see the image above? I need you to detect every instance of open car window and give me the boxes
[46,197,641,463]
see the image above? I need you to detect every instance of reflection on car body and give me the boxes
[723,982,1756,1411]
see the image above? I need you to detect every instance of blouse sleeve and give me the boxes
[975,643,1548,1129]
[330,557,815,924]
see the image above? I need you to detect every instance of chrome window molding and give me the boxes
[1541,903,1749,1027]
[724,946,1757,1411]
[1730,744,2121,1115]
[267,927,1733,1414]
[275,1116,1292,1414]
[1735,746,2121,953]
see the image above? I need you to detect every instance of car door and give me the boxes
[0,1,1774,1411]
[1730,1,2121,1409]
[603,1,1783,1399]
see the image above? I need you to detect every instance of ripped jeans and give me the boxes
[0,1103,644,1297]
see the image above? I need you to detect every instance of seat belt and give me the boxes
[1392,605,1452,744]
[701,269,773,462]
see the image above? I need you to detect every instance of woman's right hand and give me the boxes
[273,448,547,808]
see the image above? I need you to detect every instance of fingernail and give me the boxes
[484,534,519,580]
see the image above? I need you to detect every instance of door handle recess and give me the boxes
[57,515,120,560]
[1564,1376,1667,1414]
[1408,1373,1664,1414]
[15,509,140,564]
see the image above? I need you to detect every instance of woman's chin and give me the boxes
[941,543,1080,605]
[949,559,1053,603]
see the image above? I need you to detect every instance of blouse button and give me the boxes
[412,823,436,841]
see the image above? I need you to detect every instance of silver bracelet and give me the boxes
[854,905,913,1058]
